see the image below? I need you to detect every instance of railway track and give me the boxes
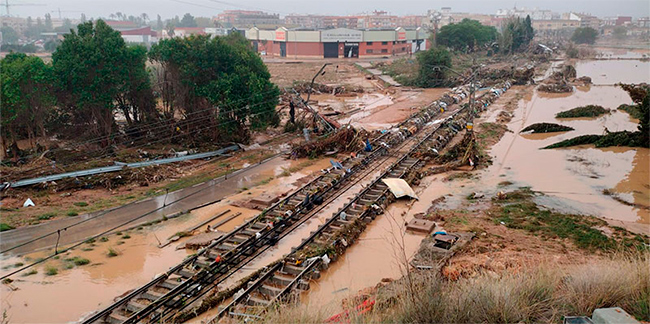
[210,104,472,323]
[206,80,513,323]
[82,86,464,324]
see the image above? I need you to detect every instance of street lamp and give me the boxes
[305,63,331,104]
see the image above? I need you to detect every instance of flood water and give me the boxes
[477,59,649,230]
[0,158,332,323]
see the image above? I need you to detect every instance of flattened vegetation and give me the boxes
[521,123,574,133]
[556,105,609,118]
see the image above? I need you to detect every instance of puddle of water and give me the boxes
[575,60,650,85]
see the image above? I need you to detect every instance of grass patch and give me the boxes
[521,123,574,133]
[122,234,131,239]
[73,201,89,207]
[67,211,79,216]
[67,257,90,266]
[0,223,14,232]
[556,105,609,118]
[38,212,57,220]
[21,269,37,277]
[45,265,58,276]
[543,131,644,149]
[492,189,648,252]
[107,247,120,257]
[99,236,109,242]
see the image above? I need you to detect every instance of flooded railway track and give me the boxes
[81,86,467,324]
[208,81,512,323]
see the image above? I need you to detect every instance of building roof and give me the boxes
[119,26,156,36]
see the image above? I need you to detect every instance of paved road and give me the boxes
[0,156,290,255]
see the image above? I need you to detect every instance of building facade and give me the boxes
[246,26,429,59]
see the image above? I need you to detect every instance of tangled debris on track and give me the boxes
[292,81,364,95]
[556,105,610,118]
[290,126,368,159]
[538,64,591,93]
[521,123,574,133]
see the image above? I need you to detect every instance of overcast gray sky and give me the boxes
[5,0,650,20]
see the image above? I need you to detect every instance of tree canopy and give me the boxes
[178,13,198,27]
[571,27,598,45]
[436,19,498,52]
[52,19,157,144]
[498,15,535,54]
[416,46,452,88]
[149,33,279,143]
[1,53,55,150]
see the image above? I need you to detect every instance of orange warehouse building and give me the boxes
[247,27,429,59]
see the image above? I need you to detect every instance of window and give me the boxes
[367,42,373,45]
[366,49,373,54]
[381,49,388,53]
[381,41,388,45]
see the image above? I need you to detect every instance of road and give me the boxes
[0,156,292,255]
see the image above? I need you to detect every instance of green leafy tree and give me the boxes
[437,19,498,52]
[416,46,452,88]
[498,16,535,54]
[1,26,19,44]
[52,20,156,144]
[571,27,598,44]
[0,53,56,151]
[178,13,197,27]
[149,33,279,143]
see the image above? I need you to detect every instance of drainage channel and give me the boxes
[82,86,463,324]
[209,80,513,323]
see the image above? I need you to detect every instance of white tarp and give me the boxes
[381,178,418,200]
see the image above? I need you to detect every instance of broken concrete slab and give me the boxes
[406,218,436,234]
[592,307,640,324]
[177,231,224,250]
[250,194,280,207]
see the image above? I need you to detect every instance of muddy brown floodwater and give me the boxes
[0,158,332,323]
[475,59,649,233]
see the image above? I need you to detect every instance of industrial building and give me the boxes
[246,27,430,58]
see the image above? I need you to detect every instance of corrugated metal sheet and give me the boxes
[287,30,320,42]
[363,30,396,42]
[405,30,417,40]
[246,27,259,39]
[258,30,276,41]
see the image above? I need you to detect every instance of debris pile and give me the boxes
[521,123,574,133]
[292,82,364,95]
[538,82,573,93]
[290,126,365,159]
[481,66,535,85]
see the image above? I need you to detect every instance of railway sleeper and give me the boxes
[177,268,196,279]
[258,284,283,297]
[159,279,181,290]
[280,264,307,276]
[269,275,309,290]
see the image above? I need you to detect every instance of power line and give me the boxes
[0,103,284,255]
[3,89,281,181]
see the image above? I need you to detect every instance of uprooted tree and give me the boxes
[148,33,280,144]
